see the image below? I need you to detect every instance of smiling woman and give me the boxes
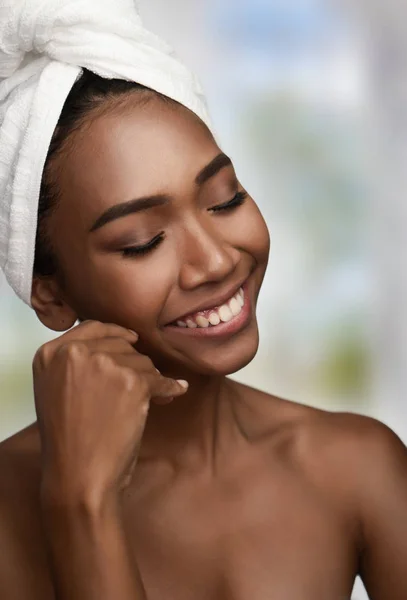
[0,1,407,600]
[31,67,270,377]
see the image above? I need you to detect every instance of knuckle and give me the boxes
[114,367,148,398]
[120,367,138,390]
[78,319,103,332]
[57,341,87,361]
[111,336,133,349]
[92,351,115,370]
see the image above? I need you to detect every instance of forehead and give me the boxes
[56,98,219,212]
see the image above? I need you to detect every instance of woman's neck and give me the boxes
[139,375,250,475]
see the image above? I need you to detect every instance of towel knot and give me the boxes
[0,0,60,76]
[0,0,144,78]
[17,0,54,53]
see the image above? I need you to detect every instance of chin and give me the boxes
[191,327,260,377]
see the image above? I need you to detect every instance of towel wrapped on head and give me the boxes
[0,0,212,306]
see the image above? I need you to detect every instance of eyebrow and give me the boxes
[89,152,233,233]
[195,152,232,186]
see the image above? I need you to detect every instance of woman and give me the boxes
[0,4,406,600]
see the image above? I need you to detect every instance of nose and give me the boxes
[178,220,240,290]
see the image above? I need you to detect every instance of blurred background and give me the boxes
[1,1,406,598]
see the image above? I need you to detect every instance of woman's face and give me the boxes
[42,95,270,379]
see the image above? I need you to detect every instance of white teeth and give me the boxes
[218,305,233,322]
[237,288,245,306]
[174,286,246,328]
[195,316,209,328]
[208,312,221,326]
[229,297,241,317]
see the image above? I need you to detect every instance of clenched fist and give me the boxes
[32,320,188,506]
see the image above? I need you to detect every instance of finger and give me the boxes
[151,395,175,406]
[37,324,139,369]
[116,355,188,398]
[74,337,140,355]
[150,368,176,405]
[144,371,189,399]
[48,322,139,353]
[69,321,139,342]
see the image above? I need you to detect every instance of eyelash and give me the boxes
[121,233,165,257]
[120,191,248,258]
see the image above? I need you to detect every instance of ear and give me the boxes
[31,276,78,332]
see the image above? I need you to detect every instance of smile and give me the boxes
[165,281,252,338]
[172,287,244,329]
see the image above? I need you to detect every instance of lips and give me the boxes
[165,278,248,327]
[175,287,245,328]
[164,280,252,339]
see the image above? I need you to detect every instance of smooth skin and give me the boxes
[0,93,406,600]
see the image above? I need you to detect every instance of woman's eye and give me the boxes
[120,232,164,257]
[210,191,248,213]
[119,192,248,258]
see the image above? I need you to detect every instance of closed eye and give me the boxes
[120,191,248,258]
[120,232,164,257]
[210,191,248,212]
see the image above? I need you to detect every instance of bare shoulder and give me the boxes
[0,424,52,598]
[0,421,43,538]
[237,381,406,496]
[300,408,407,598]
[0,422,42,495]
[309,409,407,515]
[293,406,407,480]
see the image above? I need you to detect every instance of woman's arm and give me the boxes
[41,489,146,600]
[31,321,188,599]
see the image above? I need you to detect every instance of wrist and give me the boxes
[40,475,122,523]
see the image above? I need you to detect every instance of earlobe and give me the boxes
[31,277,77,332]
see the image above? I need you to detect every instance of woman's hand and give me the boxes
[32,320,188,507]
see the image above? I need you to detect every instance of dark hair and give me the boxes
[33,68,171,279]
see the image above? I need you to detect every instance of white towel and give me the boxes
[0,0,213,306]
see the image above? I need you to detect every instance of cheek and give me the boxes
[102,262,175,325]
[65,254,175,330]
